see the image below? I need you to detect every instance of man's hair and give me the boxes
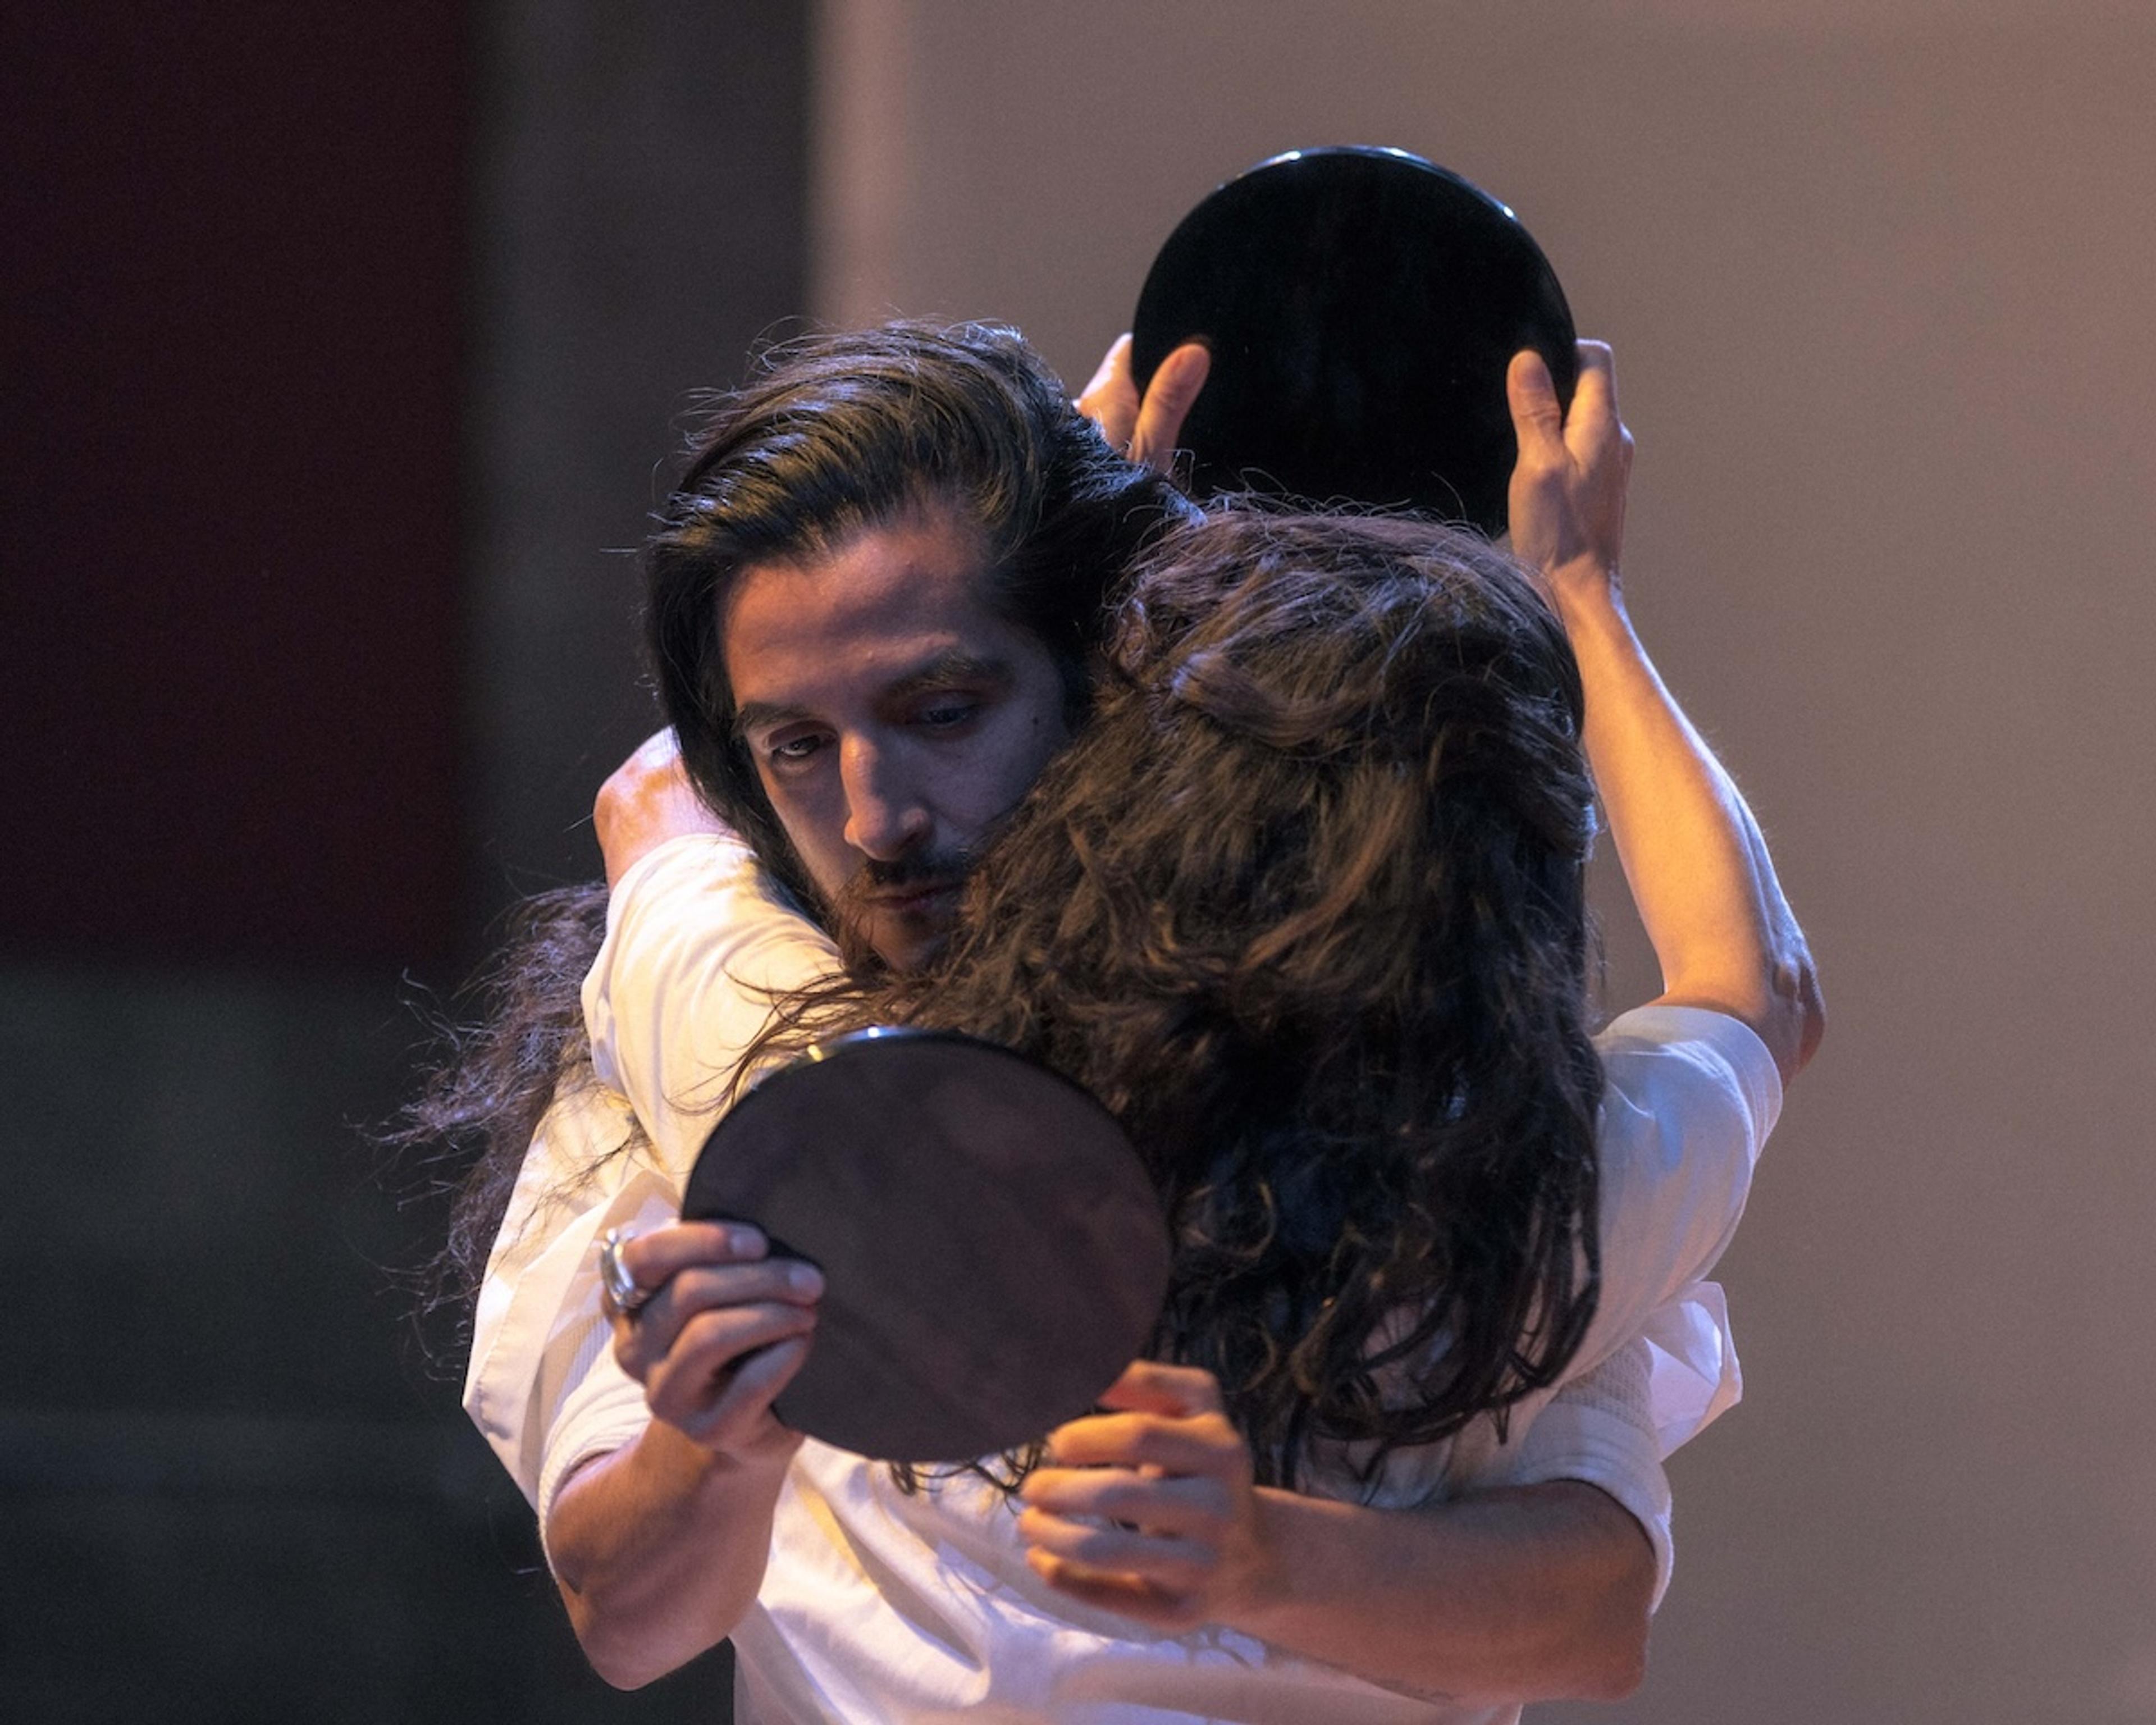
[399,320,1189,1327]
[648,319,1195,916]
[764,510,1607,1487]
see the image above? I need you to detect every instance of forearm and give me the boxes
[547,1420,796,1689]
[1225,1480,1654,1703]
[1502,342,1821,1079]
[1558,583,1822,1081]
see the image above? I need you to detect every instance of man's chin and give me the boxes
[856,885,964,971]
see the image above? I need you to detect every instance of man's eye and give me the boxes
[916,700,981,730]
[765,734,827,766]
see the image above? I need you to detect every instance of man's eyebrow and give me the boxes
[732,699,815,740]
[880,651,1016,704]
[730,653,1018,739]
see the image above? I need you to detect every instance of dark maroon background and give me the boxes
[1,5,467,968]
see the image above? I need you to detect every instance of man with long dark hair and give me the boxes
[437,322,1818,1717]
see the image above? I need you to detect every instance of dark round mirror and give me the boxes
[681,1028,1172,1462]
[1131,146,1576,536]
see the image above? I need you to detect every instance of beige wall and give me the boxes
[811,5,2156,1721]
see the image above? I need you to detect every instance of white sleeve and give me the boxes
[582,832,842,1176]
[534,1340,656,1567]
[1508,1340,1678,1609]
[462,1084,677,1508]
[1580,1004,1785,1453]
[466,836,840,1513]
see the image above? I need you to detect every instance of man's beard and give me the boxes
[828,846,974,973]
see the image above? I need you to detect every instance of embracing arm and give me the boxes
[1022,1364,1653,1704]
[1236,1479,1652,1701]
[545,1221,823,1689]
[1507,346,1824,1085]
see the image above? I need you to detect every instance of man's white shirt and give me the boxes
[464,834,1781,1722]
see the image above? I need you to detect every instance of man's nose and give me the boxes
[839,737,931,860]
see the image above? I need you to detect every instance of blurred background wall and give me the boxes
[4,1,2150,1721]
[805,8,2156,1723]
[2,2,806,1717]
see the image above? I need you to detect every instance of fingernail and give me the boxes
[730,1226,767,1257]
[787,1260,824,1297]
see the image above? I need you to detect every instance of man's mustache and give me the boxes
[825,846,973,971]
[852,849,972,896]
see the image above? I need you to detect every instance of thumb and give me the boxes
[1506,348,1565,459]
[1129,341,1211,470]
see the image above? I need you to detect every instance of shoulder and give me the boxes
[1584,1006,1784,1338]
[1595,1003,1784,1172]
[591,832,839,1007]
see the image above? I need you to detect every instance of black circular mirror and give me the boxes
[1131,146,1576,536]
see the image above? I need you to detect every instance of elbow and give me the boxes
[1531,1485,1655,1704]
[554,1559,672,1690]
[1566,1616,1650,1701]
[1705,935,1822,1090]
[1555,1553,1653,1701]
[549,1513,743,1692]
[542,1430,770,1690]
[1659,929,1824,1090]
[1490,1586,1647,1704]
[568,1605,691,1692]
[571,1615,666,1692]
[543,1426,786,1691]
[1771,943,1826,1086]
[1796,954,1826,1073]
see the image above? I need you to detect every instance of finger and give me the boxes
[1024,1550,1196,1627]
[657,1321,813,1448]
[643,1300,817,1428]
[1076,332,1140,449]
[615,1286,788,1393]
[1563,340,1621,462]
[622,1257,824,1368]
[619,1220,768,1290]
[1570,339,1618,415]
[1126,341,1210,469]
[1044,1410,1242,1475]
[1020,1464,1230,1536]
[670,1332,814,1450]
[1094,1359,1227,1418]
[604,1219,766,1332]
[1016,1508,1215,1593]
[1506,349,1566,462]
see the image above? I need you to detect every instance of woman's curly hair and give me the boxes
[759,509,1607,1489]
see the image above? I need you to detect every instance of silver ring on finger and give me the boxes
[598,1226,650,1317]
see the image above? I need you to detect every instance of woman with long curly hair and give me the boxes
[764,509,1610,1494]
[471,342,1821,1719]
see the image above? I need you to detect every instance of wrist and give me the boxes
[1213,1486,1326,1640]
[1544,562,1629,636]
